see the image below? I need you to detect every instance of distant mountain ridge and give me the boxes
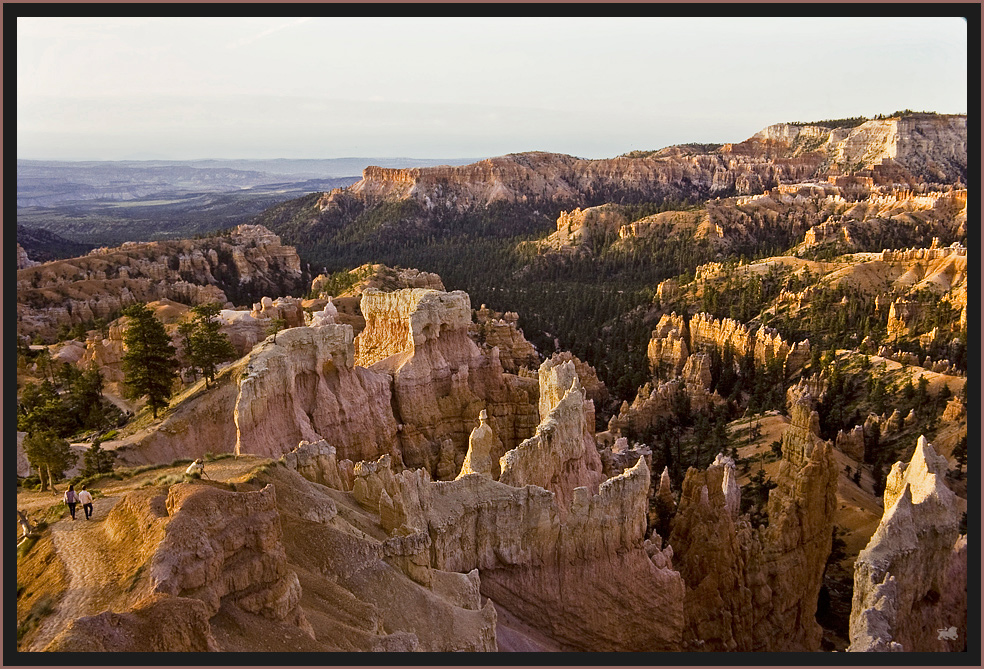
[16,157,484,207]
[259,113,967,269]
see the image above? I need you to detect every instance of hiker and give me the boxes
[64,484,78,521]
[78,485,94,520]
[185,458,204,479]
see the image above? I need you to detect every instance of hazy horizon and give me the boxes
[17,16,969,162]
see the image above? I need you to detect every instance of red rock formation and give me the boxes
[472,304,540,375]
[320,147,827,219]
[16,224,304,342]
[355,288,538,477]
[45,594,219,652]
[667,392,837,652]
[382,458,685,651]
[669,456,754,651]
[745,395,838,651]
[648,312,690,378]
[499,359,604,514]
[234,324,398,464]
[150,483,313,636]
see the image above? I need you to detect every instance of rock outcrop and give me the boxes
[17,243,38,270]
[648,312,690,378]
[745,394,838,651]
[365,457,684,651]
[151,483,313,635]
[16,225,304,342]
[472,304,540,375]
[753,114,967,185]
[117,288,541,477]
[648,312,802,389]
[355,288,538,477]
[45,594,219,652]
[340,355,686,651]
[836,425,866,461]
[311,263,445,299]
[456,410,499,480]
[669,455,753,651]
[667,391,837,651]
[499,359,604,514]
[608,377,717,436]
[538,204,630,250]
[848,436,965,652]
[234,324,398,463]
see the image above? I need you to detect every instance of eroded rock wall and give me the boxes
[16,224,304,341]
[666,393,837,652]
[848,436,965,652]
[234,324,398,463]
[384,460,685,651]
[150,483,313,635]
[499,360,604,513]
[344,358,685,651]
[355,288,538,477]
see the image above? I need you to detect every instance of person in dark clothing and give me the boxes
[64,485,78,521]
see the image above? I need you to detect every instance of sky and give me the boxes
[16,15,970,161]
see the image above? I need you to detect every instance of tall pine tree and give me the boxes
[186,303,237,388]
[122,303,179,419]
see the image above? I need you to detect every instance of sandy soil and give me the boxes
[16,455,271,651]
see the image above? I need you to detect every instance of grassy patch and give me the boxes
[152,473,184,487]
[126,564,145,592]
[17,536,40,559]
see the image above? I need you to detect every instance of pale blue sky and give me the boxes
[17,16,969,161]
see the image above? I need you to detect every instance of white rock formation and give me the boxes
[456,410,499,480]
[848,436,966,652]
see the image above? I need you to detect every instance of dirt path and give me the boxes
[28,496,123,651]
[20,455,268,650]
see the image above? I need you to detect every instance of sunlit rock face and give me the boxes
[234,324,399,463]
[848,436,965,652]
[354,288,538,478]
[360,447,684,650]
[499,358,605,515]
[343,353,685,651]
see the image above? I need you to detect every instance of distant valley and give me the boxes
[16,157,481,249]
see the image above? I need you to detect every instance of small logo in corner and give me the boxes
[937,626,958,640]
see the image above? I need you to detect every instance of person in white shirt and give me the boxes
[78,486,94,520]
[185,459,204,479]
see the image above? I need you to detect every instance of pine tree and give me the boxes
[186,303,238,388]
[81,437,117,477]
[68,363,105,429]
[266,317,288,344]
[23,430,75,492]
[122,303,179,419]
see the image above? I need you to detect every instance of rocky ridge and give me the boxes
[16,224,305,342]
[848,436,966,652]
[666,390,838,651]
[323,115,965,217]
